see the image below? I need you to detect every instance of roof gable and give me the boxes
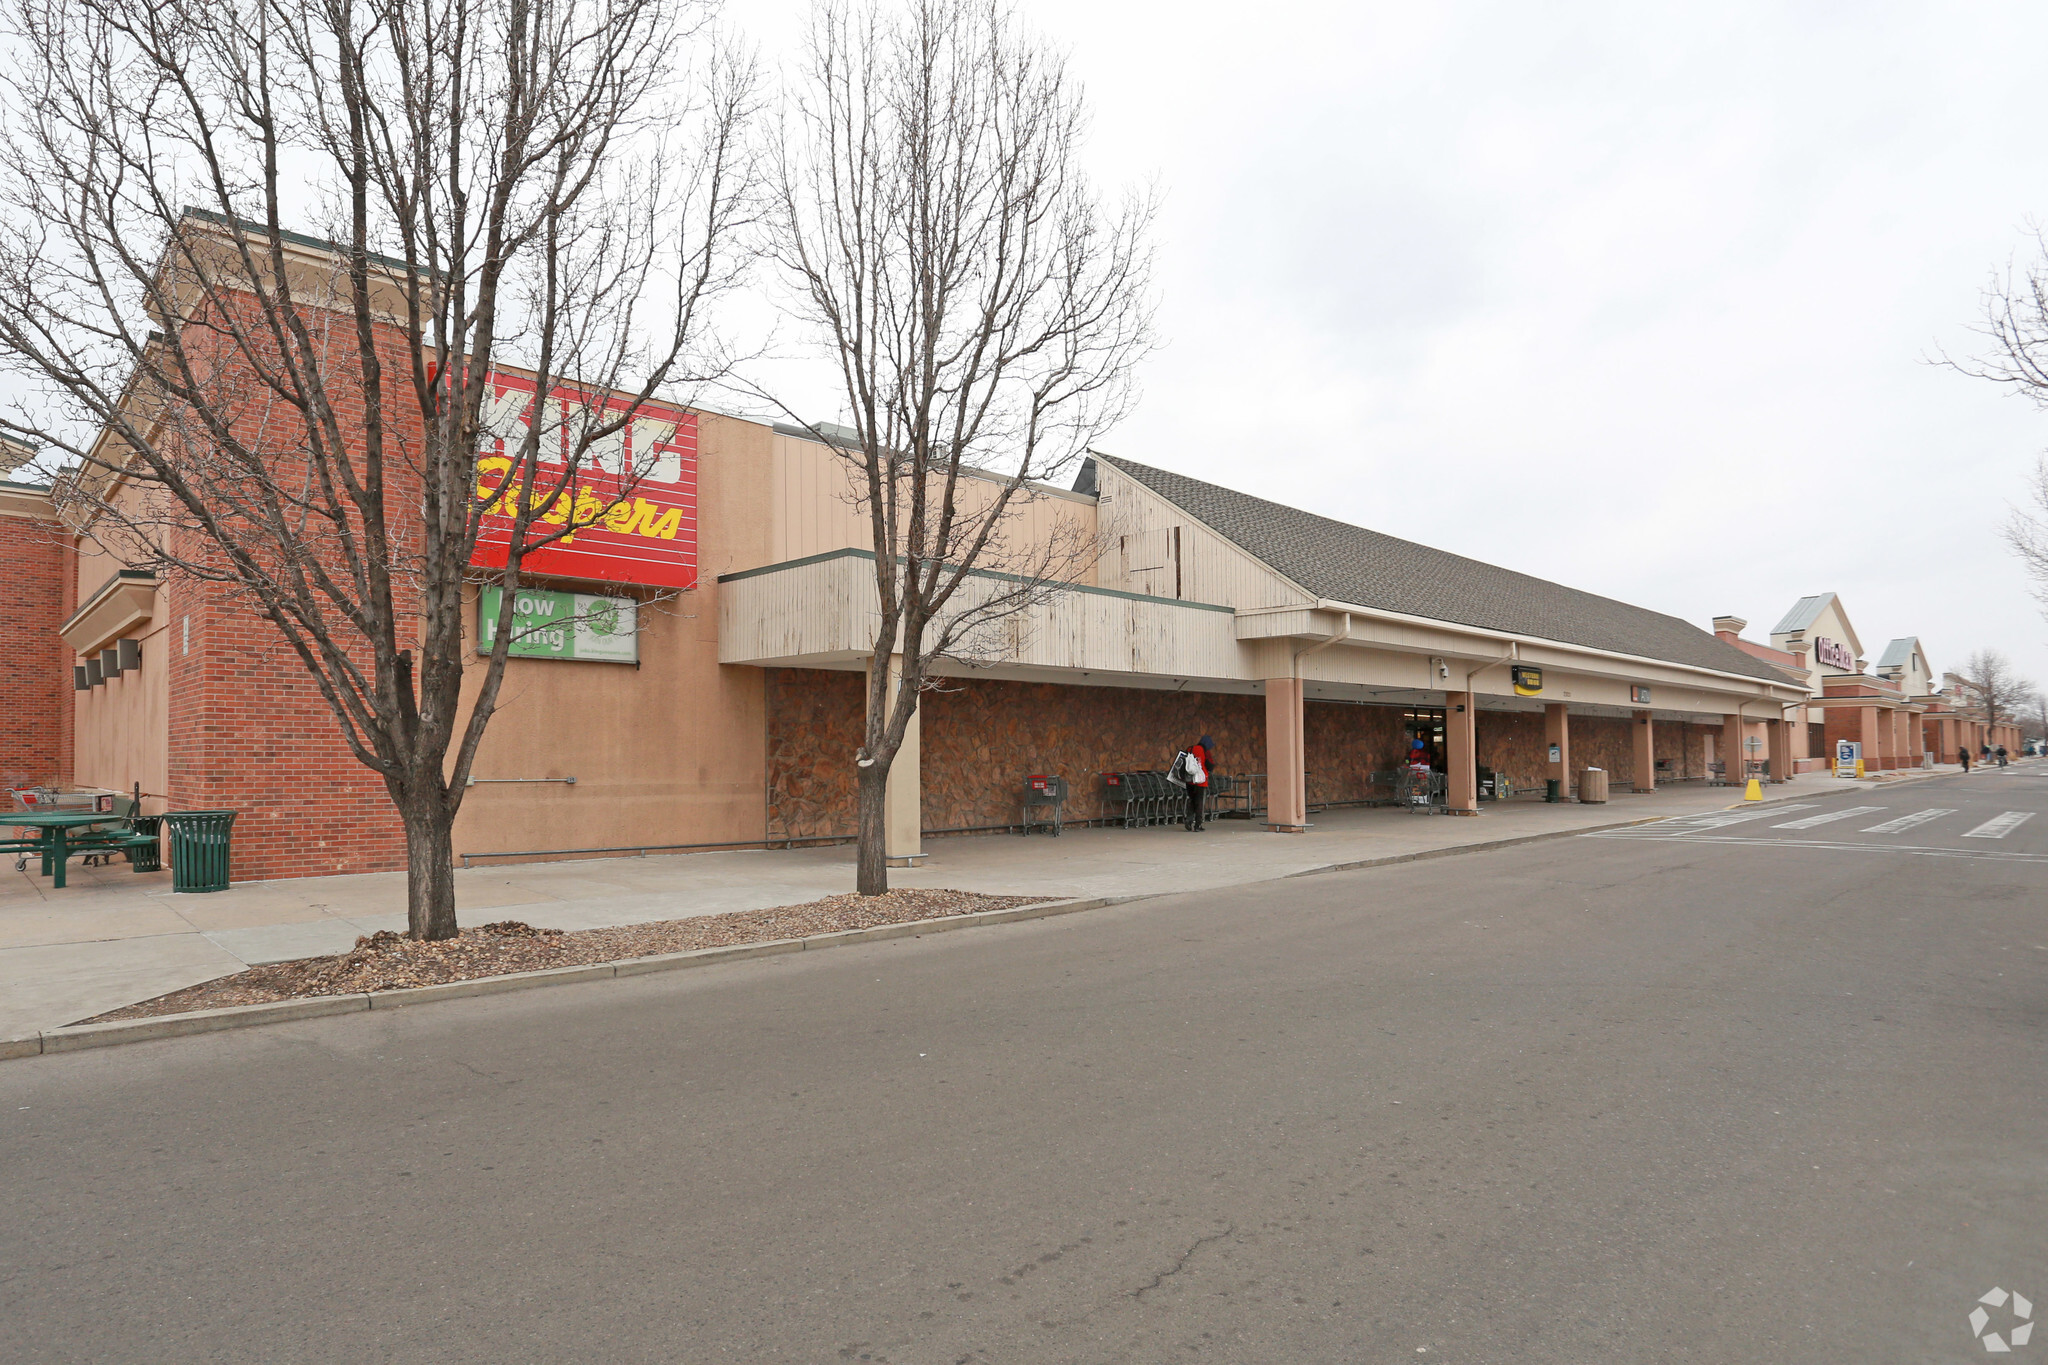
[1772,593,1834,634]
[1094,454,1793,684]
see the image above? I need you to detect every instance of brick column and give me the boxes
[1857,706,1882,774]
[1632,710,1655,792]
[1445,691,1477,814]
[1938,717,1957,763]
[1765,717,1787,782]
[1265,677,1307,832]
[1544,703,1571,799]
[1721,713,1745,785]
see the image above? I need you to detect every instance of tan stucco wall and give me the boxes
[68,487,173,810]
[449,412,775,859]
[69,592,172,810]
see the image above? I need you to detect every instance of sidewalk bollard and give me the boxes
[1743,778,1764,802]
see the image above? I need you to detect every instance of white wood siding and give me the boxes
[765,433,1100,585]
[721,550,1241,680]
[1094,462,1309,610]
[719,552,879,664]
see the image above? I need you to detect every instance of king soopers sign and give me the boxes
[470,371,698,590]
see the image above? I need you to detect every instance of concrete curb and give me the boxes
[8,775,1974,1063]
[4,894,1136,1062]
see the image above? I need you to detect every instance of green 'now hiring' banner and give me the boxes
[479,586,639,663]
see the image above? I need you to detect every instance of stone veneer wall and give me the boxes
[1302,702,1412,807]
[1477,711,1713,791]
[765,669,1732,837]
[768,669,1426,837]
[764,667,866,840]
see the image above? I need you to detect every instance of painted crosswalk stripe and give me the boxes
[1963,811,2035,839]
[1647,804,1815,831]
[1773,806,1887,830]
[1861,808,1956,834]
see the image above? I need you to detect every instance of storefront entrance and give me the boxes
[1401,706,1446,770]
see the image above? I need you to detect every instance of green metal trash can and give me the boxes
[164,810,237,893]
[1545,778,1561,803]
[125,815,163,873]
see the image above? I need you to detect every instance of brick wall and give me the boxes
[0,505,70,788]
[154,300,416,881]
[165,577,406,879]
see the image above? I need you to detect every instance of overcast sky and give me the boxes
[739,0,2048,694]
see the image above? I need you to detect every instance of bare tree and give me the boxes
[764,0,1153,894]
[1958,648,2032,739]
[1958,241,2048,611]
[0,0,755,937]
[2007,454,2048,609]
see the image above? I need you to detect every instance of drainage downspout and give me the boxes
[1451,646,1519,810]
[1465,643,1519,692]
[1293,611,1352,682]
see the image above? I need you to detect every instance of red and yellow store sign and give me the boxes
[470,370,698,589]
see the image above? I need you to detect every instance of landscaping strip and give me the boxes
[6,782,1948,1063]
[7,891,1130,1060]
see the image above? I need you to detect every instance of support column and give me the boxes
[1938,716,1957,763]
[1265,677,1307,832]
[1765,716,1787,782]
[1445,692,1477,813]
[1632,710,1655,792]
[1721,713,1744,786]
[881,655,924,867]
[1857,706,1882,775]
[1878,707,1900,771]
[1544,703,1572,799]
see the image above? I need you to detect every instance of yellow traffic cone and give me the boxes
[1743,777,1764,802]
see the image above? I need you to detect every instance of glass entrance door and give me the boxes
[1402,707,1446,770]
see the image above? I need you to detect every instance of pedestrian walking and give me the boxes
[1997,745,2009,767]
[1959,747,1971,773]
[1181,735,1214,832]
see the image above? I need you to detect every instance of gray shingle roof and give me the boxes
[1876,637,1919,669]
[1771,593,1835,635]
[1094,454,1794,685]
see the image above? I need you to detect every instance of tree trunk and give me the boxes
[856,761,890,897]
[400,797,460,940]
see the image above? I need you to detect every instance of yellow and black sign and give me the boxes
[1511,664,1543,696]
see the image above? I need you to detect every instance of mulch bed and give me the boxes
[81,888,1050,1024]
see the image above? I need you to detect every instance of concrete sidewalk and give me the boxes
[0,765,1979,1037]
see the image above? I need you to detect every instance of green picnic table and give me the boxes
[6,811,133,889]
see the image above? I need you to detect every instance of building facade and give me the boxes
[3,224,2018,882]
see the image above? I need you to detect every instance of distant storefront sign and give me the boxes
[470,370,699,589]
[1630,685,1652,704]
[1512,665,1544,696]
[1813,636,1854,670]
[479,586,639,663]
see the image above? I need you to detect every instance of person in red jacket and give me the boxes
[1184,735,1214,832]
